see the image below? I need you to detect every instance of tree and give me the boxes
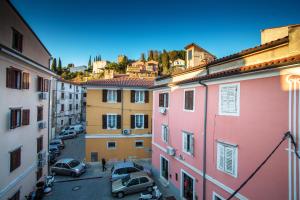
[51,58,57,72]
[148,50,154,61]
[88,56,92,67]
[98,55,101,61]
[88,56,93,72]
[140,53,145,62]
[161,50,170,75]
[118,55,129,73]
[153,50,159,62]
[57,58,62,75]
[168,50,178,62]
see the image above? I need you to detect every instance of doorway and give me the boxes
[160,155,169,181]
[181,170,195,200]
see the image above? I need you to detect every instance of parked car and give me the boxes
[48,152,57,165]
[57,130,77,140]
[49,145,60,156]
[51,158,86,177]
[111,161,151,182]
[50,139,65,149]
[112,172,155,198]
[62,124,85,134]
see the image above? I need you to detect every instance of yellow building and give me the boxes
[126,60,158,78]
[85,77,154,162]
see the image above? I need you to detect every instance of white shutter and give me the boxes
[183,133,188,152]
[165,126,169,143]
[190,135,194,156]
[217,143,225,170]
[225,147,234,174]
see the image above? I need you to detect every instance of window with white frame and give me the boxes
[135,91,145,103]
[107,114,117,129]
[182,131,194,155]
[161,124,169,143]
[135,115,144,129]
[219,83,240,116]
[217,142,237,177]
[135,140,144,148]
[107,90,117,102]
[159,93,169,108]
[107,141,116,149]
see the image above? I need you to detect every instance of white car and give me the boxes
[58,130,77,140]
[62,124,85,134]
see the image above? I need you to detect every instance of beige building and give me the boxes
[185,43,216,68]
[92,60,109,74]
[126,60,158,78]
[0,1,55,199]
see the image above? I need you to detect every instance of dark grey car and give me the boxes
[51,158,86,177]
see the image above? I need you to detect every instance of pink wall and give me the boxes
[152,75,290,199]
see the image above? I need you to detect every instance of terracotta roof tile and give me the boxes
[85,77,154,88]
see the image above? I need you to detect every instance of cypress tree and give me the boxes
[51,58,57,72]
[161,50,170,75]
[148,50,154,61]
[57,58,62,75]
[140,53,145,62]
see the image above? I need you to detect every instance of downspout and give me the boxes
[121,88,124,132]
[47,78,52,175]
[199,67,209,200]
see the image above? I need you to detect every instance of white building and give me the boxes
[51,79,86,137]
[92,60,109,73]
[69,65,87,73]
[0,1,55,199]
[171,58,185,67]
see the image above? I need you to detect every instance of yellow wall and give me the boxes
[85,88,153,161]
[86,137,152,162]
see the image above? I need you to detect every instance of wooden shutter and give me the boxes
[117,90,122,102]
[102,115,107,129]
[10,110,16,129]
[217,143,225,171]
[22,72,29,89]
[145,91,149,103]
[37,107,43,121]
[43,79,48,92]
[144,115,148,128]
[130,115,135,129]
[102,90,107,102]
[117,115,121,129]
[6,68,12,88]
[10,148,21,172]
[131,90,135,103]
[37,136,43,153]
[159,93,163,107]
[190,135,194,156]
[37,77,43,92]
[165,93,169,107]
[22,109,30,125]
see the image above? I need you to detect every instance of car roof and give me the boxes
[129,171,150,178]
[57,158,74,163]
[114,161,135,169]
[49,145,58,148]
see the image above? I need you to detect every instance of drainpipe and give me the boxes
[199,68,209,200]
[121,88,124,132]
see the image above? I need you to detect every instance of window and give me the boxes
[83,93,87,97]
[22,72,29,89]
[22,109,30,126]
[140,177,149,184]
[135,91,145,103]
[135,140,144,148]
[217,142,237,177]
[76,94,78,99]
[37,77,49,92]
[61,120,63,125]
[69,118,72,125]
[69,93,72,99]
[107,90,117,102]
[213,192,225,200]
[91,152,98,162]
[188,50,192,60]
[184,90,194,111]
[36,168,43,181]
[61,92,64,99]
[61,104,64,112]
[135,115,144,129]
[159,93,169,108]
[219,83,240,116]
[8,190,20,200]
[61,83,64,90]
[12,28,23,52]
[183,131,194,155]
[37,136,43,153]
[10,147,21,172]
[76,104,78,110]
[37,106,43,121]
[162,125,169,143]
[107,141,116,149]
[10,108,21,129]
[6,68,22,89]
[69,104,72,111]
[102,114,121,129]
[69,84,72,89]
[127,178,139,187]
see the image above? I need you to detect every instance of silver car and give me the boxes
[112,172,155,198]
[57,130,77,140]
[51,158,86,177]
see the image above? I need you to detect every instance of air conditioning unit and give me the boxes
[122,129,131,135]
[38,122,47,129]
[39,92,47,100]
[166,146,176,156]
[159,107,167,114]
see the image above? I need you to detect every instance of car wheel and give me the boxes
[147,186,153,192]
[117,192,124,198]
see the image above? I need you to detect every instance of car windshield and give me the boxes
[121,175,130,186]
[134,163,143,170]
[68,160,80,168]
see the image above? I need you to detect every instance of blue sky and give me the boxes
[12,0,300,66]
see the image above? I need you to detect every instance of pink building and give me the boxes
[151,25,300,200]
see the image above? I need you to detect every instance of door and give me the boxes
[182,171,194,200]
[160,156,169,181]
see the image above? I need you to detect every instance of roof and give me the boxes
[151,54,300,89]
[7,0,51,56]
[184,43,215,57]
[56,77,83,85]
[85,77,154,88]
[156,36,289,81]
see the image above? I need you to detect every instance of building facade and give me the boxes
[126,60,158,78]
[51,78,86,136]
[85,77,153,162]
[185,43,216,68]
[69,65,87,73]
[0,0,55,199]
[92,60,109,74]
[152,25,300,200]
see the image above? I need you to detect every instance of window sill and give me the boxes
[135,146,144,149]
[182,150,194,157]
[218,112,240,116]
[135,127,144,130]
[183,108,195,112]
[217,168,237,178]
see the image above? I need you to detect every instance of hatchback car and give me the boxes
[112,172,155,198]
[49,145,60,156]
[57,130,76,140]
[50,139,65,149]
[111,161,151,182]
[51,158,86,177]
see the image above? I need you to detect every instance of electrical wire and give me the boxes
[227,131,298,200]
